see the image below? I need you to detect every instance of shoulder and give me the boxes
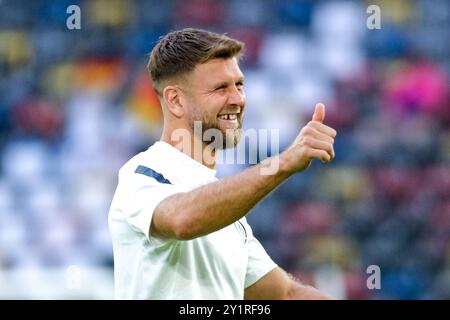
[118,147,177,190]
[117,151,146,181]
[117,143,161,179]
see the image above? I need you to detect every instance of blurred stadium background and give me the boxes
[0,0,449,299]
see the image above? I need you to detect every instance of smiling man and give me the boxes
[108,28,336,299]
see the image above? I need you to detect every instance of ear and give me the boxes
[162,85,184,118]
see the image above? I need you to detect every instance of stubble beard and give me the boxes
[188,112,243,150]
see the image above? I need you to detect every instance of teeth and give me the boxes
[219,114,237,120]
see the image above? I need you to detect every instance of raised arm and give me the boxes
[151,103,337,240]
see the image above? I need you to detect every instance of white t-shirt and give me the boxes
[108,141,277,299]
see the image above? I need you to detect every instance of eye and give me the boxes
[215,85,227,91]
[236,81,244,90]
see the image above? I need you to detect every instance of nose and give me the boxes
[227,85,245,107]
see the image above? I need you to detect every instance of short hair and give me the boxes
[147,28,244,95]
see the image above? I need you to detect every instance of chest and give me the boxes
[181,221,250,274]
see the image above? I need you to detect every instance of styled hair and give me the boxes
[147,28,244,95]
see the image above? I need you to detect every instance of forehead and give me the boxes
[188,58,244,87]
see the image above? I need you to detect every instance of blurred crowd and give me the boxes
[0,0,448,299]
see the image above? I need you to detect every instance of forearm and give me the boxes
[244,267,333,300]
[153,155,292,239]
[287,282,334,300]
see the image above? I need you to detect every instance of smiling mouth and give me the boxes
[217,108,241,122]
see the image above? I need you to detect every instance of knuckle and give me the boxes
[303,137,312,146]
[331,129,337,137]
[303,126,312,135]
[307,121,318,130]
[326,142,333,150]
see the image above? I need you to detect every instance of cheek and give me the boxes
[189,94,228,120]
[212,95,229,111]
[199,96,225,116]
[185,97,204,118]
[188,102,212,121]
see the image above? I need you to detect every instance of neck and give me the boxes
[161,127,217,170]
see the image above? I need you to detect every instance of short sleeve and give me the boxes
[244,221,278,288]
[125,173,182,244]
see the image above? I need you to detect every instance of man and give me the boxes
[109,28,336,299]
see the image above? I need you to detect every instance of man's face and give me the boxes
[180,58,246,149]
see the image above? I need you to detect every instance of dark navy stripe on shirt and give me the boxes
[135,165,172,185]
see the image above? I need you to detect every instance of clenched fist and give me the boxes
[281,103,337,173]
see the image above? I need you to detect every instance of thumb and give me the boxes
[312,103,325,123]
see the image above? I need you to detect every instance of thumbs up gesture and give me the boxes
[281,103,337,173]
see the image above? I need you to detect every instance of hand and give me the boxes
[281,103,337,173]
